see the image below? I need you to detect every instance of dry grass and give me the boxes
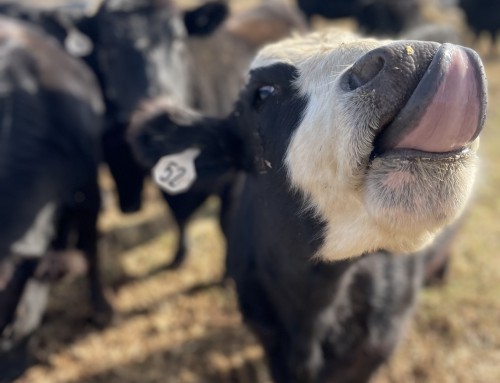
[6,1,500,383]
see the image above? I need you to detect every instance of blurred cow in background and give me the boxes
[458,0,500,55]
[297,0,466,46]
[0,16,104,380]
[297,0,422,36]
[93,0,228,214]
[357,0,421,36]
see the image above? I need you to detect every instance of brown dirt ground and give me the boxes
[5,1,500,382]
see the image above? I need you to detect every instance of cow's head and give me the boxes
[130,30,487,261]
[76,0,228,213]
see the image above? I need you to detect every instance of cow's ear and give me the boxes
[183,1,228,36]
[128,99,244,184]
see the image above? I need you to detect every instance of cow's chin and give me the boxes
[364,142,478,250]
[307,141,478,262]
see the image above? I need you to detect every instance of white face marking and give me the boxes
[250,29,480,260]
[146,18,190,107]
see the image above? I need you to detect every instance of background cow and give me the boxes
[0,16,104,379]
[297,0,422,36]
[458,0,500,55]
[129,29,487,382]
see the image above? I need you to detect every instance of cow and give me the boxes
[0,16,104,379]
[297,0,356,23]
[458,0,500,55]
[297,0,422,36]
[129,29,487,382]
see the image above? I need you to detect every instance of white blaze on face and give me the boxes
[249,30,480,260]
[148,17,191,107]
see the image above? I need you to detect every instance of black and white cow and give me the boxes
[0,16,104,379]
[130,30,487,382]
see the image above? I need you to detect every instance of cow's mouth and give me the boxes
[372,44,487,160]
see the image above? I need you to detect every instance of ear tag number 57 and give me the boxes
[152,148,201,195]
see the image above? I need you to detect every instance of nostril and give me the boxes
[348,55,385,91]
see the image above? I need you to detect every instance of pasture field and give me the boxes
[7,0,500,382]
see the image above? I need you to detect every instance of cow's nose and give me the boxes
[347,51,385,90]
[342,41,441,127]
[346,41,441,91]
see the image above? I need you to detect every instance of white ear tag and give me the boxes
[64,29,93,57]
[152,148,201,195]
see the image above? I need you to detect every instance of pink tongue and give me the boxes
[394,46,481,152]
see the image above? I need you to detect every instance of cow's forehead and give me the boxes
[250,29,388,75]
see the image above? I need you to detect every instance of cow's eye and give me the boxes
[258,85,275,101]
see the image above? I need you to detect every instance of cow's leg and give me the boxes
[169,220,188,269]
[162,192,209,269]
[0,335,34,383]
[0,260,38,341]
[0,259,45,382]
[75,180,113,327]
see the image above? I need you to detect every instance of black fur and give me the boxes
[297,0,420,36]
[459,0,499,54]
